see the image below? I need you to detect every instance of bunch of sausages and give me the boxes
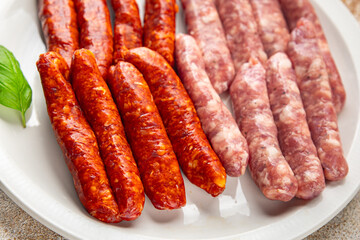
[36,0,348,223]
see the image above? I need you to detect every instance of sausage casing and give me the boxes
[38,0,79,67]
[266,52,325,199]
[111,0,142,63]
[287,18,348,181]
[70,49,144,220]
[36,52,121,223]
[74,0,113,79]
[175,33,249,177]
[125,47,226,197]
[230,57,298,202]
[107,62,186,210]
[143,0,177,67]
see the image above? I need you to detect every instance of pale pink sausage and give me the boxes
[175,33,249,177]
[230,57,298,202]
[266,52,325,200]
[287,18,348,181]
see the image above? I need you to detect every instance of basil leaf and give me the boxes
[0,45,32,128]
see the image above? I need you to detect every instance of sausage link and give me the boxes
[175,34,249,177]
[249,0,290,57]
[70,49,144,220]
[266,52,325,199]
[287,19,348,181]
[74,0,113,79]
[181,0,235,94]
[107,62,186,209]
[38,0,79,67]
[111,0,142,63]
[36,52,121,223]
[125,47,226,197]
[215,0,267,71]
[143,0,177,67]
[279,0,346,113]
[230,57,298,202]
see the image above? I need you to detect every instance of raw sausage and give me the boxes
[287,18,348,181]
[36,52,121,223]
[107,62,186,209]
[279,0,346,113]
[74,0,113,79]
[38,0,79,67]
[230,57,298,202]
[175,33,249,177]
[70,49,144,220]
[125,47,226,197]
[143,0,177,67]
[181,0,235,94]
[266,52,325,199]
[215,0,267,71]
[249,0,290,57]
[111,0,142,63]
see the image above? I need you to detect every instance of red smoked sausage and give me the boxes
[111,0,142,63]
[181,0,235,94]
[249,0,290,57]
[175,33,249,177]
[230,57,298,202]
[36,52,121,223]
[38,0,79,67]
[287,18,348,181]
[266,52,325,199]
[74,0,113,79]
[107,62,186,210]
[279,0,346,113]
[143,0,177,67]
[215,0,267,71]
[125,47,226,197]
[70,49,144,220]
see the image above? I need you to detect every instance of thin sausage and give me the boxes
[230,57,298,202]
[175,33,249,177]
[249,0,290,57]
[266,52,325,199]
[181,0,235,94]
[70,49,144,220]
[279,0,346,113]
[107,62,186,210]
[215,0,267,71]
[36,52,121,223]
[143,0,177,67]
[125,47,226,197]
[287,18,348,181]
[111,0,142,63]
[74,0,113,79]
[38,0,79,67]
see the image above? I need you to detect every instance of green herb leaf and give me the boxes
[0,45,32,128]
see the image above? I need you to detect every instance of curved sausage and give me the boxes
[38,0,79,67]
[107,62,186,209]
[181,0,235,94]
[249,0,290,57]
[143,0,177,67]
[111,0,142,63]
[36,52,121,223]
[74,0,113,79]
[266,52,325,199]
[279,0,346,113]
[230,57,298,202]
[70,49,144,220]
[287,18,348,181]
[125,47,226,197]
[175,34,249,177]
[215,0,267,71]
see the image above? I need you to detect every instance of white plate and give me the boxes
[0,0,359,239]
